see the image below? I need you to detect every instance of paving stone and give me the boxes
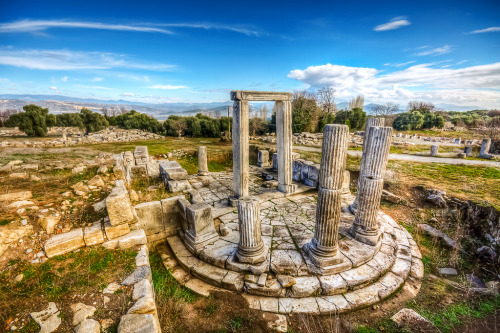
[338,238,377,267]
[277,275,296,288]
[133,279,154,301]
[191,261,228,287]
[391,258,411,279]
[318,274,348,295]
[396,245,412,261]
[221,271,244,291]
[44,228,85,258]
[371,249,395,275]
[288,276,320,297]
[75,319,100,333]
[70,303,96,326]
[344,282,384,309]
[117,314,160,333]
[271,249,308,276]
[184,277,224,297]
[127,296,156,315]
[245,281,284,297]
[410,258,425,280]
[340,262,381,289]
[316,295,351,314]
[199,239,237,269]
[378,272,404,299]
[30,302,61,333]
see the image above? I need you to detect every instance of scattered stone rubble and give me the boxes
[0,128,163,148]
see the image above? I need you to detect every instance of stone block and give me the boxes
[106,186,136,226]
[76,319,100,333]
[37,214,61,234]
[167,180,192,193]
[288,276,320,297]
[104,222,130,240]
[45,228,85,258]
[191,261,227,287]
[0,191,32,202]
[221,271,244,291]
[127,296,156,315]
[134,201,163,236]
[133,279,154,301]
[319,274,348,295]
[102,229,147,250]
[117,314,159,333]
[83,222,104,246]
[184,203,219,254]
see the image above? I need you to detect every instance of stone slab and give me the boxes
[44,228,85,258]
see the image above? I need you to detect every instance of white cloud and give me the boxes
[147,85,187,90]
[287,62,500,108]
[374,18,411,31]
[416,45,451,56]
[121,92,135,96]
[0,19,262,37]
[49,86,58,90]
[470,27,500,34]
[0,48,174,71]
[91,77,103,81]
[61,76,68,82]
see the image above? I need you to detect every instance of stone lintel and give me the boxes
[231,90,292,101]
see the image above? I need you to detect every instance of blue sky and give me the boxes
[0,0,499,108]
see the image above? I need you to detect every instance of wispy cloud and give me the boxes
[0,19,263,37]
[374,17,411,31]
[416,45,451,56]
[470,27,500,34]
[121,92,135,97]
[147,85,187,90]
[91,77,103,82]
[49,86,58,91]
[0,19,173,34]
[0,48,174,71]
[384,61,416,68]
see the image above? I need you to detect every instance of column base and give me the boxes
[302,240,343,268]
[228,196,240,207]
[198,171,209,176]
[183,229,219,255]
[257,163,270,168]
[278,183,296,195]
[235,243,268,264]
[348,197,358,215]
[349,225,380,246]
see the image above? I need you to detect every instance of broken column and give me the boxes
[430,145,439,157]
[480,139,492,158]
[235,196,267,264]
[183,203,219,254]
[350,126,393,246]
[464,146,472,157]
[349,117,385,213]
[276,100,295,194]
[198,146,209,176]
[303,124,349,269]
[272,153,278,170]
[257,150,270,167]
[231,95,250,200]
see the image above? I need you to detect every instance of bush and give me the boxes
[80,108,109,133]
[113,110,162,134]
[334,108,366,130]
[393,111,424,131]
[56,113,85,129]
[5,104,51,137]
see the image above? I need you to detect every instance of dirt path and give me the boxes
[294,146,500,168]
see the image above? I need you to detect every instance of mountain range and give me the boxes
[0,94,488,119]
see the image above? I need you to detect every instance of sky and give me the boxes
[0,0,499,109]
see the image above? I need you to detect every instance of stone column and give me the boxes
[464,146,472,157]
[236,196,267,263]
[350,126,392,245]
[276,101,295,194]
[430,145,439,157]
[303,124,349,268]
[349,118,385,213]
[198,146,209,176]
[231,99,249,199]
[257,150,270,167]
[480,139,491,157]
[272,153,278,170]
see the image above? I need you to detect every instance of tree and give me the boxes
[291,92,322,133]
[5,104,51,136]
[407,100,435,113]
[319,113,335,132]
[372,102,400,116]
[318,86,337,114]
[80,108,109,133]
[56,113,85,129]
[249,118,268,136]
[0,109,19,126]
[392,111,424,131]
[348,95,364,110]
[422,113,445,129]
[334,108,366,131]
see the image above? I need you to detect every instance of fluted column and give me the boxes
[236,196,267,264]
[198,146,209,176]
[350,126,392,245]
[276,100,295,194]
[303,124,348,268]
[349,117,385,213]
[231,99,249,199]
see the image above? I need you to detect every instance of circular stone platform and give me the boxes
[163,170,423,315]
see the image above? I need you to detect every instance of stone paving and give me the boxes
[162,169,424,315]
